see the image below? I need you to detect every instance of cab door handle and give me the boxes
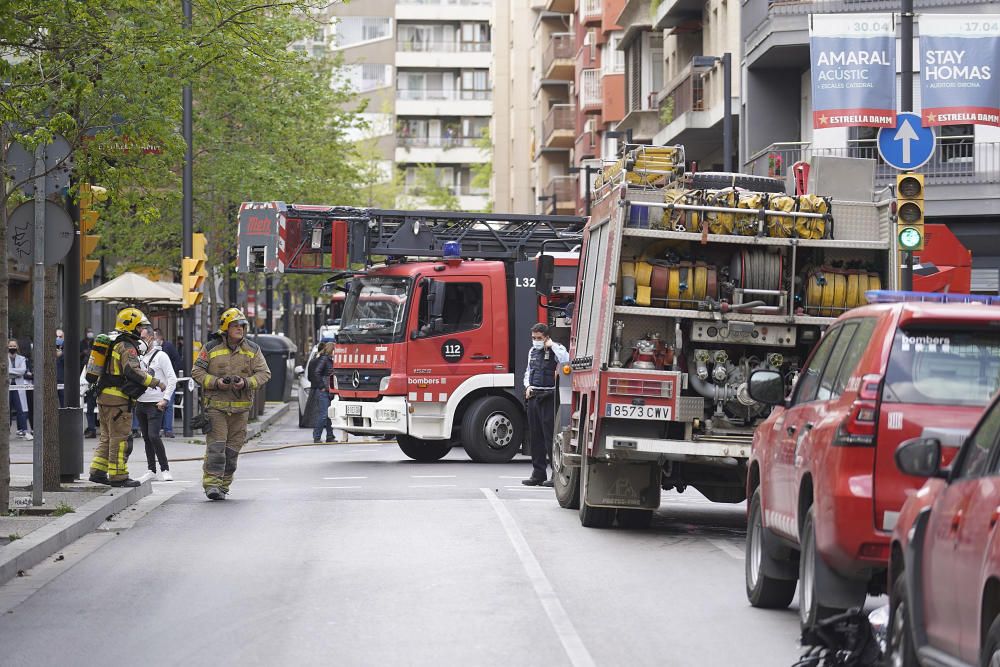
[471,354,491,360]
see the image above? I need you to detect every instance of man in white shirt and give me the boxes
[522,323,569,487]
[134,324,177,483]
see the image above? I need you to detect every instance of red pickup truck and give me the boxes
[744,301,1000,632]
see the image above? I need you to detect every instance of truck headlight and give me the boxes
[379,376,390,391]
[331,375,338,390]
[375,409,398,422]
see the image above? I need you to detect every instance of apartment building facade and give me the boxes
[306,0,492,211]
[741,0,1000,289]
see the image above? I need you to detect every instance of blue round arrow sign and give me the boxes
[877,112,936,171]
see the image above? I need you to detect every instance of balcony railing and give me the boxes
[398,89,493,101]
[581,0,603,21]
[396,40,491,53]
[542,104,576,142]
[543,33,575,76]
[581,69,601,109]
[398,0,491,5]
[540,175,577,211]
[745,139,1000,186]
[658,71,704,125]
[403,184,489,196]
[397,135,481,148]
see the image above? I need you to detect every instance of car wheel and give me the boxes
[578,457,615,528]
[616,508,653,529]
[887,572,918,667]
[799,507,843,631]
[552,429,580,509]
[396,434,452,462]
[982,615,1000,667]
[746,489,797,609]
[460,396,524,463]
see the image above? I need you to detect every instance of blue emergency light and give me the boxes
[865,290,1000,306]
[443,241,461,258]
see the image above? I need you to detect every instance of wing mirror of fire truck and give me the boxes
[535,254,555,297]
[747,370,787,406]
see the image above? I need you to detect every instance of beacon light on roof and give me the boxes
[443,241,461,258]
[864,290,1000,306]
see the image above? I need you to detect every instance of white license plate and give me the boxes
[604,403,672,420]
[345,404,362,416]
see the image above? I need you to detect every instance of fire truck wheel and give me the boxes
[396,435,452,462]
[552,434,580,509]
[578,458,615,528]
[616,509,653,529]
[745,489,797,609]
[461,396,524,463]
[686,171,786,194]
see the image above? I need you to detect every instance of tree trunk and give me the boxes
[0,153,10,510]
[43,265,60,490]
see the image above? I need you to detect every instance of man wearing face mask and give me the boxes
[55,329,65,407]
[522,323,569,487]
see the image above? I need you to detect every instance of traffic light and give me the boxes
[896,173,925,252]
[79,183,107,283]
[182,232,208,309]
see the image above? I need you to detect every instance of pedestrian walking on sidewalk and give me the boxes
[191,308,271,501]
[154,328,181,438]
[311,342,336,443]
[521,323,569,487]
[88,308,164,487]
[134,324,177,483]
[8,340,32,439]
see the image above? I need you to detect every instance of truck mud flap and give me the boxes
[583,459,660,510]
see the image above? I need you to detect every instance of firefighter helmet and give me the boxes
[115,307,148,334]
[218,307,249,334]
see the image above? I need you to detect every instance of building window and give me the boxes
[940,124,973,164]
[847,127,879,160]
[460,70,490,100]
[332,17,393,49]
[602,32,625,75]
[343,64,393,93]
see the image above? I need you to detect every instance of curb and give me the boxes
[0,482,152,587]
[246,402,291,441]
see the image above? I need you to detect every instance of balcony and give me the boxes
[396,89,492,118]
[543,0,575,14]
[542,104,576,149]
[744,140,1000,217]
[580,69,602,113]
[396,40,491,53]
[658,71,704,124]
[396,0,491,21]
[541,175,578,214]
[654,0,705,30]
[543,33,575,82]
[581,0,602,25]
[396,135,488,164]
[396,41,491,69]
[397,89,492,101]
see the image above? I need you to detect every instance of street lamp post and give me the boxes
[692,53,733,172]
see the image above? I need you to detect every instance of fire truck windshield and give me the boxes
[337,277,410,343]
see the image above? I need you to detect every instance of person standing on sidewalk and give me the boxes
[311,342,336,443]
[153,328,181,438]
[8,340,32,440]
[521,323,568,487]
[81,329,97,438]
[191,308,271,501]
[134,324,177,483]
[88,308,164,487]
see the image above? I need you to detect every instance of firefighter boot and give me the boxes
[205,487,225,501]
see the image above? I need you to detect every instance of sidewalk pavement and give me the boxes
[1,401,291,587]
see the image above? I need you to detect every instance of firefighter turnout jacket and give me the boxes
[192,336,271,413]
[99,337,159,405]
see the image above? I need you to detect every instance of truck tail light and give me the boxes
[833,374,882,447]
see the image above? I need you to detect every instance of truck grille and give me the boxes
[334,369,390,392]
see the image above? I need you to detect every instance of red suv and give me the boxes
[744,301,1000,632]
[888,391,1000,666]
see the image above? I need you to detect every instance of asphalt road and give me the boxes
[0,410,803,666]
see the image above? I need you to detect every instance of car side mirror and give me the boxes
[536,254,554,297]
[895,437,946,478]
[747,370,786,406]
[294,365,304,377]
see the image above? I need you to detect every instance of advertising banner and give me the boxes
[810,14,896,129]
[920,15,1000,127]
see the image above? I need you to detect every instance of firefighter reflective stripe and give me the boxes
[248,376,259,389]
[202,374,217,390]
[208,348,230,359]
[205,399,252,409]
[102,386,131,399]
[407,392,450,402]
[91,455,109,472]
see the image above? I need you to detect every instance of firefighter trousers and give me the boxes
[202,409,248,492]
[90,401,134,482]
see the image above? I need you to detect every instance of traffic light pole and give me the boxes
[901,0,914,291]
[61,178,84,482]
[181,0,194,438]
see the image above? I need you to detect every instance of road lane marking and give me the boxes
[709,538,745,560]
[503,485,550,490]
[481,488,595,667]
[313,486,362,489]
[410,475,456,478]
[323,476,367,480]
[408,484,457,488]
[498,476,526,479]
[518,498,555,502]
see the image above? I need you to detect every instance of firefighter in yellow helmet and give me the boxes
[191,308,271,500]
[88,307,164,487]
